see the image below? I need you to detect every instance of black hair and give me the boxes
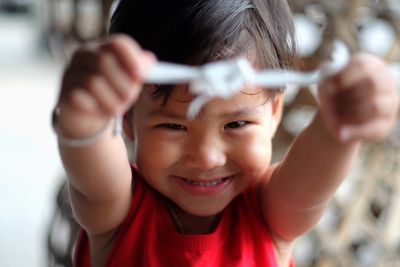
[110,0,297,103]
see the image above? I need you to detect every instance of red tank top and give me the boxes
[74,169,295,267]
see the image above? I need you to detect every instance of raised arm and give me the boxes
[55,35,155,236]
[262,53,398,241]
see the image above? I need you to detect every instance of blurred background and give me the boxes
[0,1,63,267]
[0,0,400,266]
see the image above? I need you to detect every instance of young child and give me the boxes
[53,0,399,266]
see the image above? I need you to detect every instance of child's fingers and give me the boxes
[317,83,338,137]
[62,38,151,115]
[84,75,123,116]
[69,44,134,97]
[334,91,394,124]
[330,54,389,91]
[69,88,99,114]
[100,34,157,81]
[338,119,393,142]
[94,51,140,103]
[61,66,114,115]
[320,86,397,141]
[331,79,374,107]
[67,47,101,73]
[318,52,398,143]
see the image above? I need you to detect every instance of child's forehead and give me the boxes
[141,85,272,118]
[147,84,267,102]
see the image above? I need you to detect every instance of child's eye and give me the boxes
[224,121,249,129]
[156,123,187,131]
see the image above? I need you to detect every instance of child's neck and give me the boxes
[166,200,221,234]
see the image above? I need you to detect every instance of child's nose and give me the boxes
[183,135,227,171]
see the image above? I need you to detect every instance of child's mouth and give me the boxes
[173,176,234,196]
[182,177,229,187]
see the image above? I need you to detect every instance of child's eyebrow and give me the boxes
[147,105,263,120]
[147,109,187,119]
[218,105,263,119]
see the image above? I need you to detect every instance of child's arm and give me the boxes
[262,54,398,242]
[55,35,155,236]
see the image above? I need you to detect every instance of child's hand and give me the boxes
[318,54,399,143]
[56,34,155,138]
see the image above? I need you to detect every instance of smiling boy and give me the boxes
[53,0,399,266]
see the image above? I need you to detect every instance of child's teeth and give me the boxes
[186,178,224,186]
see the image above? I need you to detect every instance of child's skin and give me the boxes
[56,35,398,267]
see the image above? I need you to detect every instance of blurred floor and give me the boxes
[0,10,65,267]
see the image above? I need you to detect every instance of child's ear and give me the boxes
[123,111,135,141]
[270,92,284,137]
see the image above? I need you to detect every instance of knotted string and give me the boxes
[145,40,349,118]
[54,41,349,146]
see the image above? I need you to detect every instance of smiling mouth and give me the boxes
[181,177,230,187]
[173,175,234,196]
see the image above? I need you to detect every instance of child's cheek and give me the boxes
[233,133,273,180]
[137,138,182,170]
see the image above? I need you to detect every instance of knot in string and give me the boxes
[53,41,349,147]
[190,58,256,98]
[187,58,256,117]
[145,40,349,118]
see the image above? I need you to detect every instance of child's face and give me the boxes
[127,86,283,216]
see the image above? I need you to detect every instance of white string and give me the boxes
[145,40,349,118]
[52,108,120,147]
[54,41,349,146]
